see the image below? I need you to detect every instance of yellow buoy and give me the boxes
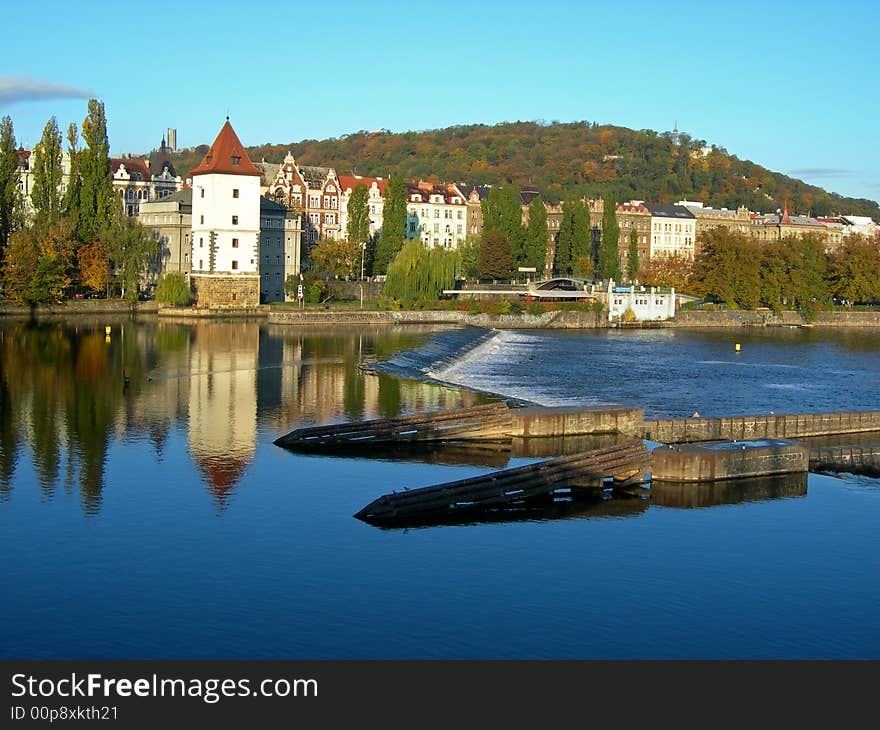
[735,343,741,352]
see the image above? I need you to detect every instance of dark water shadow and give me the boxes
[361,492,649,530]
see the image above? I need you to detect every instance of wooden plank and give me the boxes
[276,402,514,447]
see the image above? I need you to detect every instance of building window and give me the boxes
[232,238,239,248]
[231,156,240,166]
[233,189,239,198]
[199,259,203,269]
[199,238,203,247]
[200,188,205,198]
[232,260,238,269]
[200,215,204,224]
[232,215,238,225]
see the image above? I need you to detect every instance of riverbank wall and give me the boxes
[4,300,880,328]
[0,300,159,319]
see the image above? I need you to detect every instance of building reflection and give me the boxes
[187,323,258,510]
[0,320,505,513]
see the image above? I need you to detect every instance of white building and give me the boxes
[338,175,386,240]
[405,181,467,249]
[599,280,678,321]
[645,203,697,259]
[190,119,263,307]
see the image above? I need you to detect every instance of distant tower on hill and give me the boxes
[166,128,177,152]
[672,121,680,146]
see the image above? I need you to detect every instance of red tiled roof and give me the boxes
[338,174,388,195]
[110,157,151,181]
[190,120,261,177]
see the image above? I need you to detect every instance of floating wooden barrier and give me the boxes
[274,402,514,449]
[354,441,650,525]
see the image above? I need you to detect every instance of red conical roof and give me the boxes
[190,119,261,177]
[781,200,791,225]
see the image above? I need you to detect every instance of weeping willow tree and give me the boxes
[384,240,459,305]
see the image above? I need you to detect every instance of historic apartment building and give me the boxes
[138,188,193,275]
[645,203,697,259]
[751,203,843,252]
[406,181,468,248]
[258,152,342,243]
[338,175,387,240]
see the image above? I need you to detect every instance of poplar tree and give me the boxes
[78,100,117,243]
[483,186,526,265]
[572,200,592,277]
[627,227,639,281]
[31,117,64,229]
[599,193,620,281]
[0,116,23,259]
[374,174,406,274]
[555,195,576,276]
[526,197,548,275]
[62,123,83,239]
[346,183,370,244]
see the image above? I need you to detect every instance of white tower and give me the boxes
[190,119,262,307]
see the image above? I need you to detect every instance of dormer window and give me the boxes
[206,155,212,164]
[231,156,241,166]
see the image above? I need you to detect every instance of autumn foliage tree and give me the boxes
[78,239,110,294]
[308,237,361,279]
[1,222,74,305]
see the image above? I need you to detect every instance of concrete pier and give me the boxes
[652,438,809,482]
[511,405,644,438]
[638,411,880,443]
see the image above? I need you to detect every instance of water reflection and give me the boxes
[0,319,481,513]
[650,472,808,508]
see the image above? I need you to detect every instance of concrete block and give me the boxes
[652,438,809,483]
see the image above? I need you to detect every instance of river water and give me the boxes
[1,319,878,659]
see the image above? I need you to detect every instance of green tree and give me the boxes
[692,229,761,308]
[31,117,64,230]
[62,123,83,239]
[555,195,577,276]
[526,197,548,275]
[598,193,620,281]
[346,183,371,245]
[457,235,481,279]
[374,174,406,274]
[384,239,458,303]
[627,227,639,282]
[0,116,23,260]
[79,100,118,244]
[154,272,192,306]
[829,235,880,304]
[478,230,514,280]
[571,199,592,277]
[482,186,526,264]
[103,216,159,300]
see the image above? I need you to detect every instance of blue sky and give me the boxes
[2,0,877,206]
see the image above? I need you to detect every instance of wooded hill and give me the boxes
[165,120,879,219]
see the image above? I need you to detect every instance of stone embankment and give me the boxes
[0,300,158,318]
